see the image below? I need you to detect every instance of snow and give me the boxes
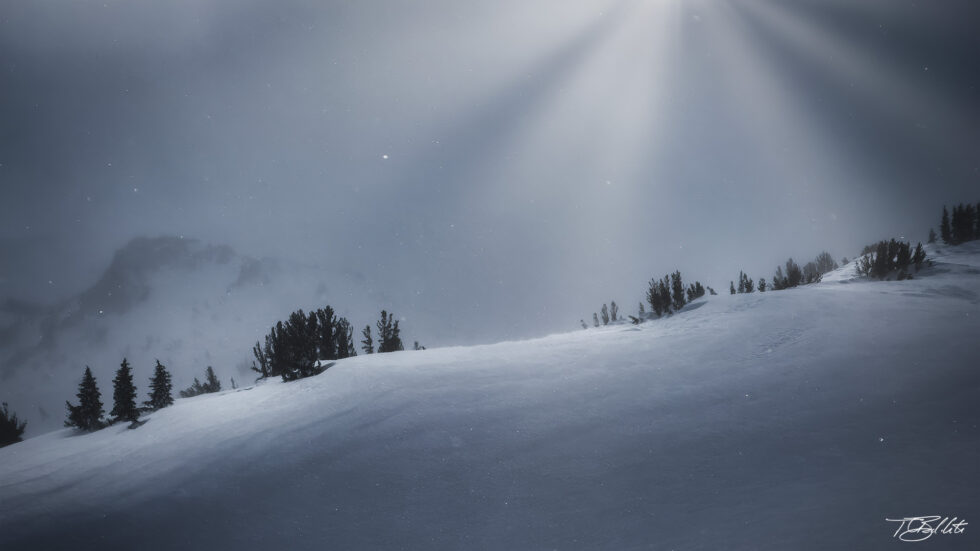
[1,243,978,550]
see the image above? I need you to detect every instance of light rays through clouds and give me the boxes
[1,0,977,342]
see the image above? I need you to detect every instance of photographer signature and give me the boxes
[885,516,967,542]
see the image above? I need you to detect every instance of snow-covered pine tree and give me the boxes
[600,304,610,325]
[111,358,139,425]
[144,360,174,411]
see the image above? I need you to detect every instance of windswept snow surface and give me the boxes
[1,244,978,550]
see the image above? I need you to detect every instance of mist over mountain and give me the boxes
[0,235,434,435]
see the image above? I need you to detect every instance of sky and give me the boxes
[1,0,978,343]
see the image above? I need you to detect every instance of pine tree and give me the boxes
[144,360,174,411]
[758,278,767,292]
[335,318,357,359]
[181,366,224,395]
[973,203,980,239]
[772,266,786,290]
[940,206,952,244]
[813,251,838,275]
[802,261,820,284]
[961,204,977,243]
[580,319,588,329]
[66,366,104,431]
[0,402,27,447]
[251,341,269,378]
[413,341,426,351]
[592,313,600,327]
[785,258,802,288]
[600,304,610,325]
[928,228,937,244]
[610,301,619,322]
[912,242,926,271]
[111,358,139,424]
[314,307,337,361]
[659,276,673,315]
[203,366,221,393]
[376,310,404,353]
[638,302,646,318]
[737,272,745,294]
[671,271,686,311]
[361,325,374,354]
[646,278,664,317]
[729,281,736,295]
[179,378,205,398]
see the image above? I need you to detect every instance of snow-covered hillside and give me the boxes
[0,236,433,436]
[1,243,978,550]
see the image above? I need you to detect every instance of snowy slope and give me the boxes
[0,243,978,550]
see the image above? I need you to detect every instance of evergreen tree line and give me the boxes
[938,203,980,245]
[178,366,222,398]
[729,251,838,294]
[588,301,620,327]
[856,239,926,280]
[581,272,706,328]
[251,306,357,381]
[646,271,702,318]
[769,251,838,290]
[252,306,408,382]
[65,360,222,432]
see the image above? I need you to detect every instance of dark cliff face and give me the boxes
[74,236,236,318]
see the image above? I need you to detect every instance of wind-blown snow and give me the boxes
[1,243,978,550]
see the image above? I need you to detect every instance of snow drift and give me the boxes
[0,243,978,550]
